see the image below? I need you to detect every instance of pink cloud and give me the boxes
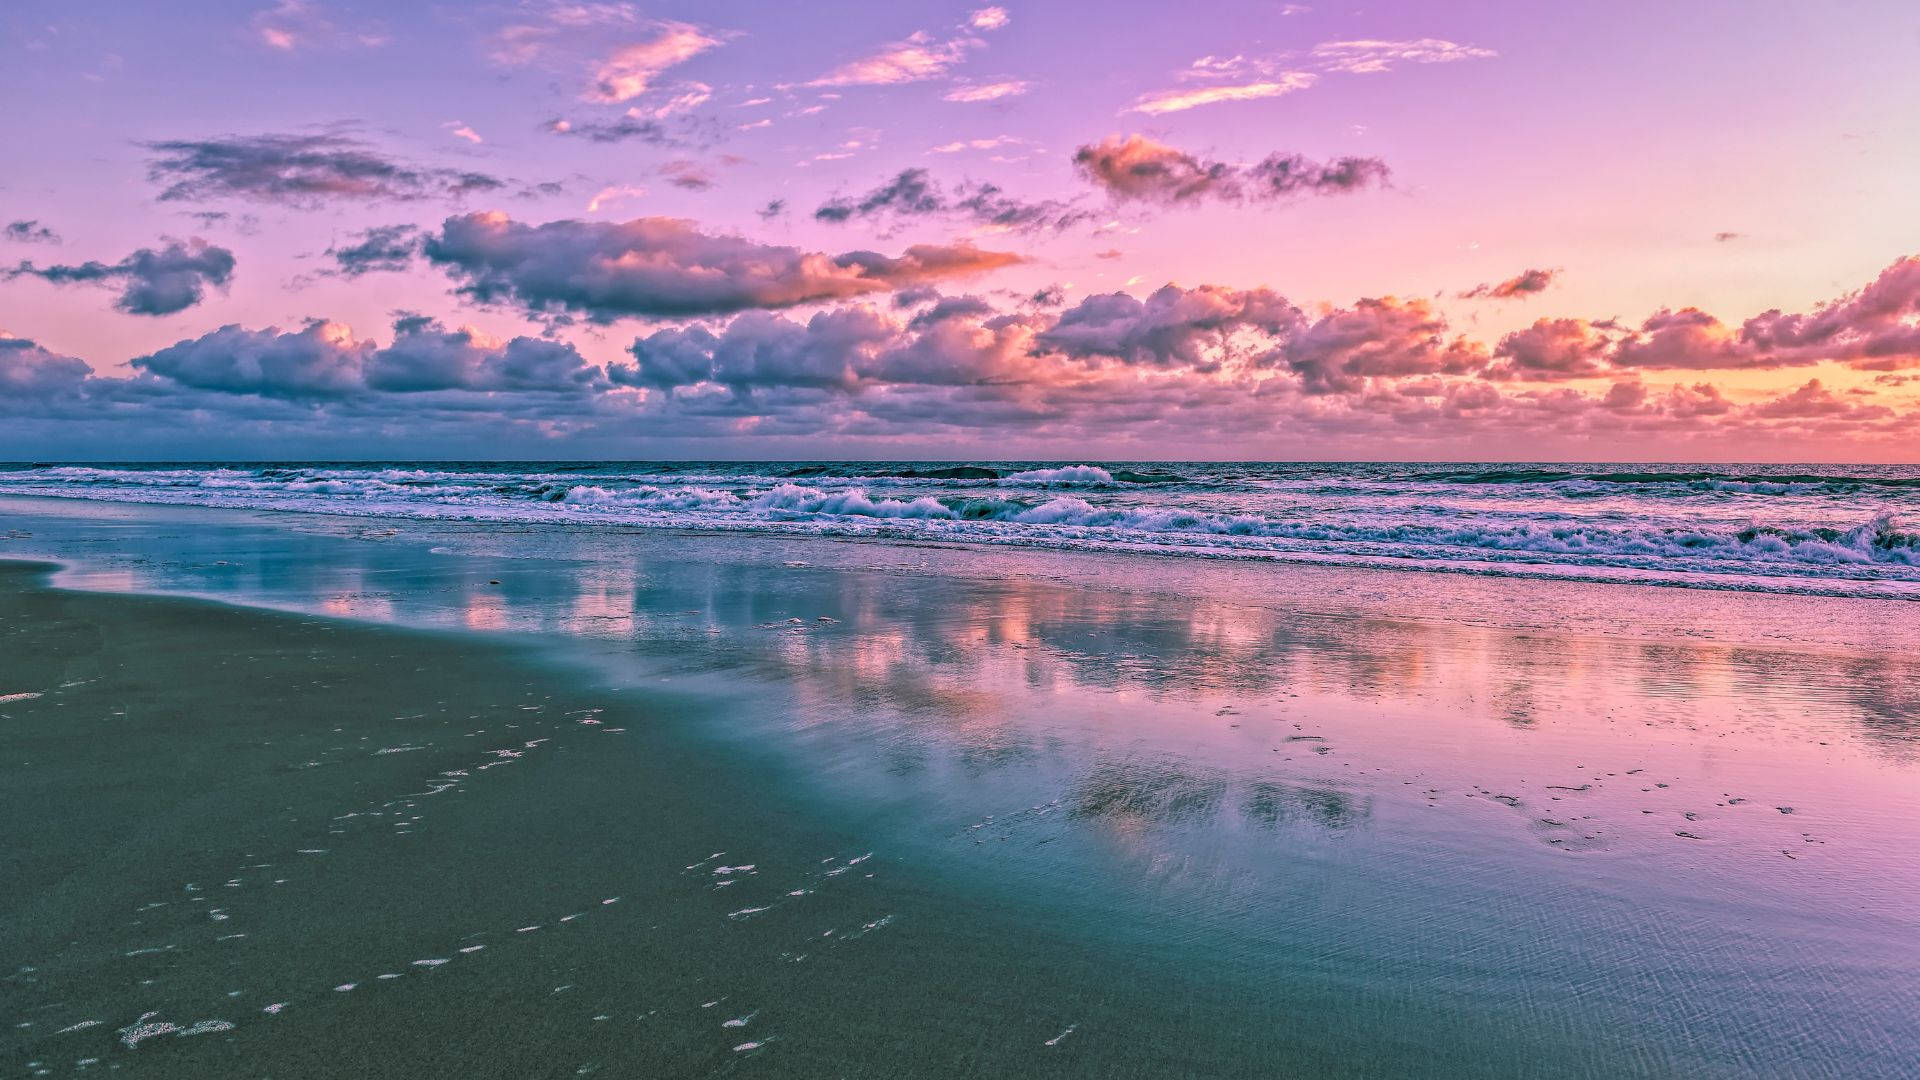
[1127,74,1316,115]
[586,23,722,103]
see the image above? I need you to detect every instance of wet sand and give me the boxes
[3,499,1919,1078]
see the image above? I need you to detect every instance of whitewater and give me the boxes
[4,461,1920,598]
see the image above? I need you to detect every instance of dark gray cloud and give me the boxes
[4,220,58,244]
[1246,153,1391,197]
[953,182,1092,231]
[814,168,1089,231]
[660,160,716,191]
[422,211,1024,322]
[145,133,503,205]
[908,294,997,330]
[816,169,942,223]
[545,115,671,144]
[757,199,787,220]
[1073,135,1388,206]
[325,224,423,276]
[7,239,236,315]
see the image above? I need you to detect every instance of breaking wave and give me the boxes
[4,461,1919,597]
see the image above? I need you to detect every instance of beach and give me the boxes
[4,496,1919,1078]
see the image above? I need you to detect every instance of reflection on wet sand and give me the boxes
[1068,763,1369,833]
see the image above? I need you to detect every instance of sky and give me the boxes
[2,0,1919,461]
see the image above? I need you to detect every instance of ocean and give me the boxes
[4,460,1919,597]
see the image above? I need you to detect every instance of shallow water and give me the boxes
[2,497,1918,1077]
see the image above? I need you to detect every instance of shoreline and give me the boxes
[4,494,1915,657]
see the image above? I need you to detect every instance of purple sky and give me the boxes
[3,0,1919,460]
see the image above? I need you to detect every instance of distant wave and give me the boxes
[1428,467,1920,494]
[773,463,1190,486]
[4,461,1919,597]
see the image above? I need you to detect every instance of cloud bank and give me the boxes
[9,254,1917,456]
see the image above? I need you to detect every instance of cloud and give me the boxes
[585,23,723,102]
[634,83,713,119]
[1129,37,1490,115]
[1246,153,1390,197]
[659,160,716,191]
[130,316,606,399]
[1072,135,1388,206]
[1127,74,1316,115]
[368,316,609,393]
[586,185,647,213]
[1487,318,1612,380]
[623,307,898,392]
[146,133,503,205]
[13,255,1920,455]
[930,136,1026,153]
[945,79,1031,102]
[422,211,1024,321]
[0,333,92,403]
[582,266,1920,453]
[325,224,423,276]
[1460,268,1556,300]
[1494,255,1920,378]
[545,115,670,143]
[251,0,386,52]
[969,7,1010,31]
[757,199,787,219]
[815,169,942,222]
[814,168,1089,232]
[445,121,484,144]
[488,2,642,65]
[1072,136,1237,203]
[134,320,373,398]
[1282,297,1483,394]
[952,183,1092,232]
[4,220,59,244]
[807,31,976,87]
[1311,38,1497,75]
[1735,255,1920,370]
[7,238,236,316]
[1039,285,1301,370]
